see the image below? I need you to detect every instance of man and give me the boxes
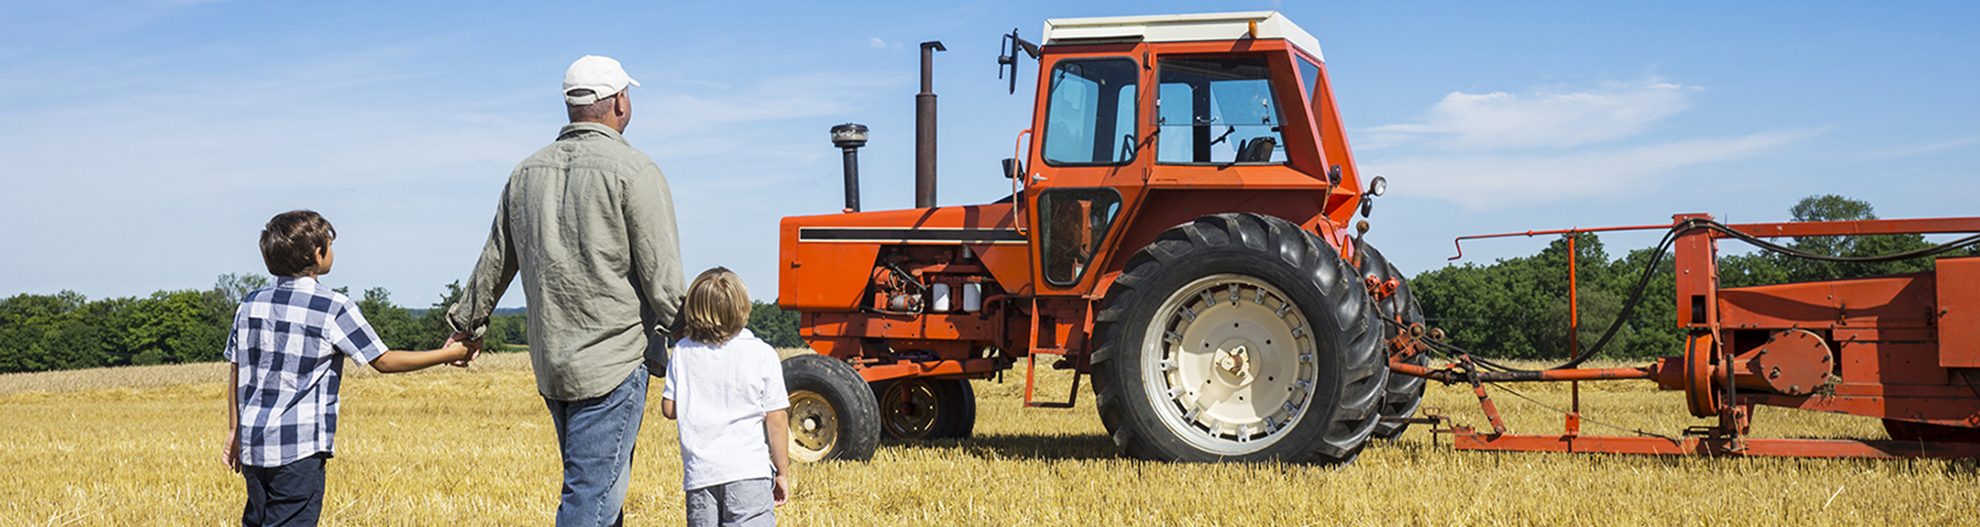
[448,54,685,527]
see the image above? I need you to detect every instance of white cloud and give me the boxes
[0,37,907,303]
[868,37,887,49]
[1356,78,1820,211]
[1362,80,1696,151]
[1367,129,1820,211]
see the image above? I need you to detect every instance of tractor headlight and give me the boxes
[1367,175,1388,197]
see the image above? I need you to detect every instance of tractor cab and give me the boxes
[1012,12,1371,296]
[776,12,1406,465]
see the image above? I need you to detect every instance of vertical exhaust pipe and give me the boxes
[915,41,945,209]
[831,123,868,213]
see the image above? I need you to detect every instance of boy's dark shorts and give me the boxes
[241,452,329,527]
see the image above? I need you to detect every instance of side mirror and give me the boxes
[1002,158,1023,179]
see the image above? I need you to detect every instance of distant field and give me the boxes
[1,354,1975,525]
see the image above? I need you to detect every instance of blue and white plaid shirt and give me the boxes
[225,276,387,468]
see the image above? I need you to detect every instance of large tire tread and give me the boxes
[1092,213,1386,464]
[1355,240,1429,440]
[782,354,881,461]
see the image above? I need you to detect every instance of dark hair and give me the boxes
[260,210,336,276]
[566,90,618,122]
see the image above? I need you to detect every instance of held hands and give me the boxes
[444,332,483,368]
[772,474,791,506]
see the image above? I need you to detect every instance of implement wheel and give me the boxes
[782,354,880,462]
[1092,213,1386,463]
[1354,240,1428,440]
[872,378,976,440]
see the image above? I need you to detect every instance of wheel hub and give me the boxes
[880,380,942,439]
[787,391,839,462]
[1143,274,1320,455]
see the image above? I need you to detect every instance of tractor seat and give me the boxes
[1237,136,1276,163]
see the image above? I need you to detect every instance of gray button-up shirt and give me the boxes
[450,121,685,401]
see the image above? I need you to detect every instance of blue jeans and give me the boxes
[240,452,327,527]
[545,365,647,527]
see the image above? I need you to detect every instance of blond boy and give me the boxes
[661,268,791,527]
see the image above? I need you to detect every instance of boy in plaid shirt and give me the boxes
[223,210,474,526]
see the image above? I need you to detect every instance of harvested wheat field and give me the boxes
[1,352,1975,526]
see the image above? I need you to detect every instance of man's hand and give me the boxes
[445,332,482,368]
[222,430,240,473]
[772,474,791,506]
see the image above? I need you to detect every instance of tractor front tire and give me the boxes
[1092,213,1386,463]
[1355,240,1429,440]
[782,354,881,462]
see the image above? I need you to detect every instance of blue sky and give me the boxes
[2,1,1977,307]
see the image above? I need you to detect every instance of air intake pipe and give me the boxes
[831,123,868,213]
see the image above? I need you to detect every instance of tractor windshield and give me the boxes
[1156,56,1286,165]
[1041,58,1140,166]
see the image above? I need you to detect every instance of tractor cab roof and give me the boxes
[1041,11,1322,61]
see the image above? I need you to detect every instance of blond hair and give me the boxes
[681,267,751,345]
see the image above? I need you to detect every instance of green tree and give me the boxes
[485,313,528,352]
[401,281,465,350]
[747,300,803,349]
[355,287,422,351]
[126,289,231,365]
[214,273,271,305]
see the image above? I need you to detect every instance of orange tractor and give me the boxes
[775,11,1980,464]
[776,12,1415,463]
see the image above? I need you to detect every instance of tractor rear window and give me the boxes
[1041,59,1140,166]
[1157,56,1287,165]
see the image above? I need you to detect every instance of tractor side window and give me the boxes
[1156,56,1287,165]
[1041,59,1140,166]
[1297,57,1322,141]
[1297,58,1321,104]
[1038,188,1123,286]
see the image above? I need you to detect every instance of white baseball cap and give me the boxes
[563,55,641,105]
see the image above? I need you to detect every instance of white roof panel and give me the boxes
[1042,11,1323,61]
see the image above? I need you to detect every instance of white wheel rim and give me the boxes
[1140,274,1320,455]
[788,391,837,462]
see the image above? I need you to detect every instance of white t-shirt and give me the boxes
[662,329,790,490]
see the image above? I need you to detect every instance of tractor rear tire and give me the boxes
[782,354,881,462]
[1355,241,1428,440]
[872,378,976,440]
[1092,213,1386,463]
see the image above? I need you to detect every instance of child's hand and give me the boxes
[221,430,240,473]
[772,474,790,506]
[443,333,480,367]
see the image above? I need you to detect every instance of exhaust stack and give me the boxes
[915,41,945,209]
[831,123,868,213]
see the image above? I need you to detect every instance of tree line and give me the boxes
[0,272,808,374]
[1,194,1962,373]
[1410,195,1974,361]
